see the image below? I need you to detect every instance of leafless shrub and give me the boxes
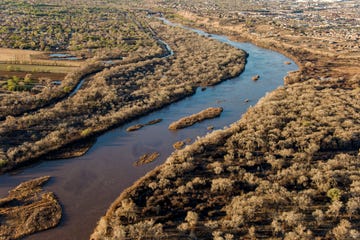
[211,178,233,193]
[312,209,324,226]
[331,219,351,240]
[326,200,343,219]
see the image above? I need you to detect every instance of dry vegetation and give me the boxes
[0,176,61,240]
[92,76,360,239]
[0,1,154,52]
[173,141,185,150]
[2,1,359,239]
[134,152,160,167]
[0,11,246,173]
[0,48,43,62]
[91,1,360,239]
[126,119,162,132]
[168,107,223,130]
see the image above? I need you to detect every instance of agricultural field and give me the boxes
[0,48,76,95]
[0,48,42,62]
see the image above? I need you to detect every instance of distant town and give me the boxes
[162,0,359,53]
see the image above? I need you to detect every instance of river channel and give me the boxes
[0,21,297,240]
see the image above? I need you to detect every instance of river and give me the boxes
[0,21,297,240]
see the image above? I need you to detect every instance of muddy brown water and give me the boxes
[0,22,297,240]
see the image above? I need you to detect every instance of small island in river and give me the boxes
[168,107,223,130]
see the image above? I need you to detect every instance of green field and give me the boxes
[0,64,77,74]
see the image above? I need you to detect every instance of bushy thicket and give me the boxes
[0,2,156,52]
[92,76,360,239]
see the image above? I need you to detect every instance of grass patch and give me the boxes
[0,64,77,74]
[0,159,8,168]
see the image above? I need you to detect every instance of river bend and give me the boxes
[0,21,297,240]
